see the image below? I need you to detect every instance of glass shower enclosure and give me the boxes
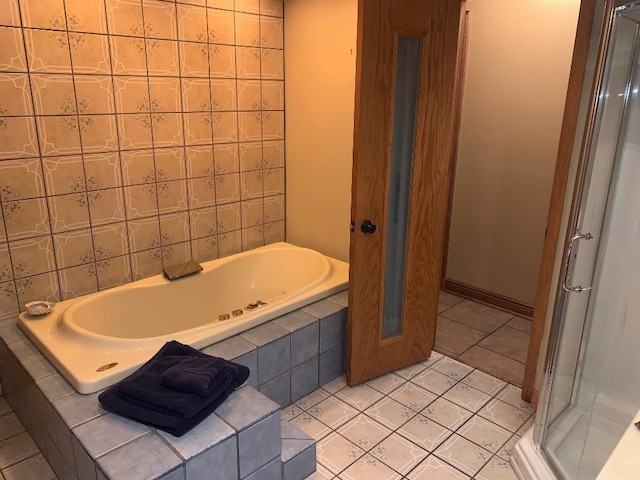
[513,1,640,479]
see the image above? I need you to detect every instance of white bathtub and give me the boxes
[18,243,349,394]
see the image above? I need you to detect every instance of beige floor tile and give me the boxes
[431,357,474,381]
[442,383,492,413]
[307,396,359,430]
[410,369,457,396]
[506,316,532,333]
[433,434,492,477]
[337,413,392,451]
[335,384,384,411]
[370,432,428,475]
[316,432,365,474]
[435,316,487,356]
[364,397,417,430]
[407,455,471,479]
[439,291,464,306]
[388,383,437,413]
[461,369,507,396]
[339,454,402,480]
[366,372,407,395]
[422,397,473,431]
[440,300,513,333]
[458,346,525,386]
[397,414,453,452]
[477,398,531,433]
[478,326,529,363]
[475,456,519,480]
[456,415,512,453]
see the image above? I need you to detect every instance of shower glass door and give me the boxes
[539,3,640,479]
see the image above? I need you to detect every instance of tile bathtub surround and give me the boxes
[0,0,286,320]
[0,292,346,480]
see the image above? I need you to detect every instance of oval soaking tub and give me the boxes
[18,243,349,394]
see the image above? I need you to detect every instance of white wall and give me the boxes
[447,0,580,304]
[284,0,358,262]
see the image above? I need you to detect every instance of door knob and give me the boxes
[360,220,377,234]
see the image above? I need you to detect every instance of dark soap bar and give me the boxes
[163,260,203,280]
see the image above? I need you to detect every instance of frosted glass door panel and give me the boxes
[382,37,422,338]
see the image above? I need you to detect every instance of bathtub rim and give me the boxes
[17,242,349,394]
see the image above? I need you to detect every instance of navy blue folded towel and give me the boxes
[161,356,228,396]
[98,341,250,436]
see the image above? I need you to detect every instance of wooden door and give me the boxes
[347,0,463,385]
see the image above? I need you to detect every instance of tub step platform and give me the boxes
[281,420,316,480]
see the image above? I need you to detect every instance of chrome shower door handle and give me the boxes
[562,232,594,293]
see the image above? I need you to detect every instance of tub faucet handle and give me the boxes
[163,260,203,280]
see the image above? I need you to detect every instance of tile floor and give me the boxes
[284,351,535,479]
[0,353,535,480]
[436,292,532,386]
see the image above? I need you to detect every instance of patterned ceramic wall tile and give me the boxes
[260,16,283,49]
[121,149,155,185]
[216,202,240,233]
[0,27,27,72]
[42,156,86,195]
[176,4,207,42]
[212,111,237,143]
[53,229,94,269]
[261,81,284,110]
[239,142,263,171]
[48,193,91,233]
[146,39,179,76]
[209,44,235,78]
[215,173,240,204]
[15,271,60,304]
[0,0,287,310]
[264,194,284,223]
[242,225,264,250]
[0,159,45,201]
[236,47,261,79]
[117,113,153,150]
[179,42,208,77]
[234,0,260,15]
[0,280,19,320]
[80,115,119,153]
[127,216,160,252]
[0,116,38,160]
[159,211,190,245]
[263,140,284,168]
[9,236,56,279]
[142,0,177,40]
[238,112,262,142]
[92,222,129,260]
[187,177,215,209]
[0,243,12,282]
[97,255,132,289]
[0,73,32,115]
[88,187,126,226]
[240,170,263,200]
[264,167,285,196]
[74,76,116,114]
[37,116,82,156]
[210,79,237,111]
[260,0,283,17]
[70,33,111,74]
[261,48,283,80]
[84,152,122,190]
[130,248,162,280]
[109,35,147,75]
[3,198,50,241]
[105,0,144,37]
[264,220,284,245]
[186,145,214,177]
[20,0,66,29]
[208,8,235,45]
[183,112,212,145]
[64,0,108,34]
[241,198,263,228]
[217,229,241,257]
[24,29,72,73]
[214,143,238,174]
[124,184,159,220]
[0,0,21,27]
[58,263,98,300]
[189,206,217,239]
[191,235,218,262]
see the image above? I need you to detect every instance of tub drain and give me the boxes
[96,362,118,372]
